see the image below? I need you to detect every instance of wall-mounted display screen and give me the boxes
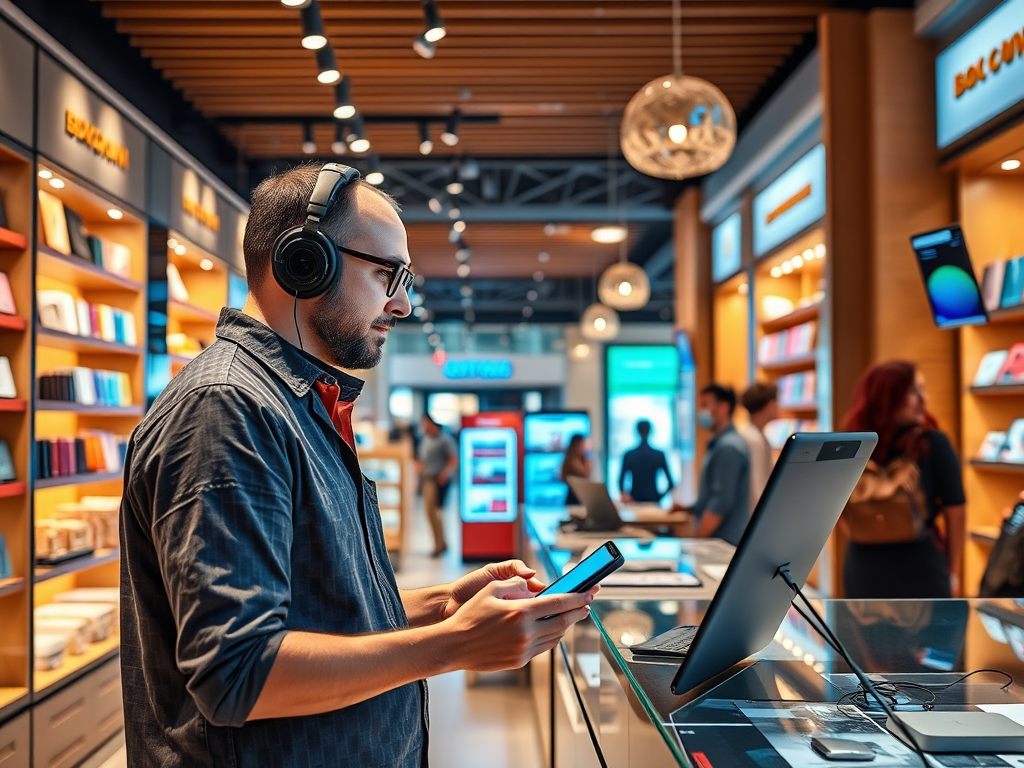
[523,412,591,508]
[459,427,518,523]
[753,144,826,257]
[910,225,987,329]
[712,212,742,283]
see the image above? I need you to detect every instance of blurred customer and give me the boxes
[560,433,592,505]
[740,381,778,512]
[417,413,458,557]
[689,384,751,546]
[841,361,965,598]
[619,420,675,503]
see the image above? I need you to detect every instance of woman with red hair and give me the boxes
[841,360,965,598]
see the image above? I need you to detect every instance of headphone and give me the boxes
[271,163,361,299]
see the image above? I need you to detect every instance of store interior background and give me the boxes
[4,0,1024,765]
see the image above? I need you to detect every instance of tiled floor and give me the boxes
[94,492,544,768]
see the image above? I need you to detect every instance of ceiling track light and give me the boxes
[441,109,460,146]
[333,76,355,120]
[421,0,446,43]
[302,123,317,154]
[281,0,312,7]
[413,33,436,59]
[346,116,370,153]
[365,154,384,186]
[299,1,327,50]
[315,45,341,84]
[331,122,348,155]
[419,122,434,155]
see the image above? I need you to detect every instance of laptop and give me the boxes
[565,477,627,531]
[627,432,877,695]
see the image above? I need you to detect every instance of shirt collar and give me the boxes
[215,308,364,401]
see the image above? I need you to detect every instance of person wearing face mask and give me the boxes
[687,384,752,546]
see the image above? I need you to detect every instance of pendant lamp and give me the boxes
[599,261,650,311]
[620,0,736,179]
[580,303,620,341]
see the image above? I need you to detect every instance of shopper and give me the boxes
[560,433,592,505]
[840,360,965,599]
[739,381,778,511]
[417,412,458,557]
[618,419,675,503]
[119,163,596,768]
[688,384,752,546]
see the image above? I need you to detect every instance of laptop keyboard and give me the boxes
[629,625,699,657]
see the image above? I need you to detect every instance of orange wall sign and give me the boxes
[954,31,1024,98]
[64,109,130,170]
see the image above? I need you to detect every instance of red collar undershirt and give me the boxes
[312,380,357,451]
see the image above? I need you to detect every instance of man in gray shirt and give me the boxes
[417,414,458,556]
[690,384,752,546]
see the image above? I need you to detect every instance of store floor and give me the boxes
[93,490,544,768]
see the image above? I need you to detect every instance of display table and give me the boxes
[521,508,1024,768]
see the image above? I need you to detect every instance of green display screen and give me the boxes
[606,345,679,393]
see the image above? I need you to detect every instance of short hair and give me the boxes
[242,162,400,292]
[701,383,737,415]
[636,420,652,439]
[741,381,778,415]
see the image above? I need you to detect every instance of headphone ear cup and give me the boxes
[271,227,341,299]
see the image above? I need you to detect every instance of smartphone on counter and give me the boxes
[536,541,623,618]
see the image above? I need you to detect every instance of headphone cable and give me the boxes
[293,290,304,351]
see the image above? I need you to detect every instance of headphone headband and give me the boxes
[305,162,362,223]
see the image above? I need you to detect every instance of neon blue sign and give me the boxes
[443,359,513,380]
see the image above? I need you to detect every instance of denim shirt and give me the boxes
[120,309,427,767]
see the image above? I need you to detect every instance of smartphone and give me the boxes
[537,541,624,618]
[909,224,987,329]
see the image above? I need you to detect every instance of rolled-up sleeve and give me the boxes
[133,384,294,727]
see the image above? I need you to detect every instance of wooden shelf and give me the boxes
[0,398,27,412]
[34,548,119,583]
[969,459,1024,474]
[970,385,1024,396]
[760,303,820,334]
[169,299,219,324]
[989,305,1024,324]
[0,227,27,250]
[779,401,818,413]
[35,401,142,417]
[34,632,120,695]
[759,352,817,375]
[0,314,27,332]
[0,576,25,599]
[37,327,142,356]
[0,482,27,499]
[970,526,1001,546]
[37,245,144,293]
[0,687,29,714]
[34,472,123,490]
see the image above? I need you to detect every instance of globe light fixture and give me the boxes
[580,303,620,341]
[598,261,650,311]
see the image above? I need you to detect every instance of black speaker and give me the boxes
[271,163,361,299]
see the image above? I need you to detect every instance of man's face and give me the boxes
[308,187,412,369]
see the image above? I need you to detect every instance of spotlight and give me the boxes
[456,264,471,278]
[448,206,461,219]
[413,33,436,59]
[300,2,327,50]
[814,243,826,259]
[281,0,312,7]
[1002,159,1022,171]
[333,77,355,119]
[418,123,434,155]
[200,259,214,271]
[446,180,464,195]
[421,0,446,43]
[49,177,65,189]
[107,208,123,220]
[174,244,187,256]
[413,306,426,318]
[455,247,472,262]
[792,255,804,269]
[453,220,466,233]
[781,260,794,274]
[365,154,384,186]
[448,227,462,244]
[38,168,52,180]
[441,110,460,146]
[802,248,814,261]
[302,123,317,154]
[167,238,178,249]
[331,123,348,154]
[770,266,783,278]
[428,197,443,214]
[315,46,340,84]
[346,116,370,153]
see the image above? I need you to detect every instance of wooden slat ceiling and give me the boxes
[97,0,826,159]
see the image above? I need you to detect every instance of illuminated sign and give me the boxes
[64,109,129,170]
[712,212,742,283]
[442,359,513,380]
[182,196,221,232]
[753,144,826,257]
[937,0,1024,147]
[181,169,221,232]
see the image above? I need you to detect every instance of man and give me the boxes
[739,381,778,512]
[618,419,675,503]
[690,384,752,546]
[120,163,596,767]
[417,413,458,557]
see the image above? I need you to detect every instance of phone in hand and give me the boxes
[536,541,623,618]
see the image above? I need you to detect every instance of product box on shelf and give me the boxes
[35,518,94,564]
[34,633,67,671]
[35,602,114,643]
[975,350,1010,387]
[35,616,90,655]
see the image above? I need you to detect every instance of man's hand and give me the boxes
[446,577,598,672]
[441,560,546,621]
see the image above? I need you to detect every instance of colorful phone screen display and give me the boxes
[910,226,987,329]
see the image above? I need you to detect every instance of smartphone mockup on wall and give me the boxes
[538,541,624,599]
[909,225,988,329]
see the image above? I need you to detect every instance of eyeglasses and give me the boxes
[337,245,417,297]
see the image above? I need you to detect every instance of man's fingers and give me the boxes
[488,576,532,600]
[487,559,536,581]
[527,590,594,618]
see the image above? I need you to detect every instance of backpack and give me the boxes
[841,457,927,545]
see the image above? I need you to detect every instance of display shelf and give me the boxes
[34,472,123,490]
[778,401,818,413]
[169,299,219,324]
[988,305,1024,325]
[0,399,27,412]
[970,385,1024,396]
[0,482,27,499]
[34,548,120,583]
[0,576,25,599]
[34,633,120,695]
[760,303,821,334]
[35,401,142,417]
[970,526,1001,545]
[0,314,27,332]
[0,687,28,713]
[0,226,27,250]
[37,327,142,356]
[37,245,145,293]
[759,353,817,375]
[969,459,1024,474]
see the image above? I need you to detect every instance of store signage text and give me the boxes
[182,195,221,232]
[752,144,826,257]
[937,0,1024,147]
[64,110,129,170]
[442,359,514,380]
[766,184,812,224]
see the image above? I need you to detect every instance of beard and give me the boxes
[307,289,396,369]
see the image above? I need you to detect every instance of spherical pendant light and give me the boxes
[599,262,650,311]
[621,74,736,180]
[580,303,620,341]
